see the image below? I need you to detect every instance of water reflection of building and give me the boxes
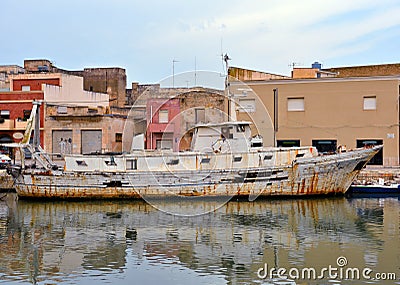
[0,196,398,284]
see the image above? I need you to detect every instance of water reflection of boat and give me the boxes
[7,102,381,200]
[0,195,398,284]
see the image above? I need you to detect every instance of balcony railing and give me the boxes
[0,119,14,130]
[0,119,28,130]
[15,120,28,130]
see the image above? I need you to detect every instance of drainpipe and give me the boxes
[273,88,278,147]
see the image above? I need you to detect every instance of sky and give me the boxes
[1,0,400,89]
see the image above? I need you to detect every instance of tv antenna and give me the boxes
[172,59,179,88]
[288,62,302,69]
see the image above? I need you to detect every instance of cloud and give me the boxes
[2,0,400,83]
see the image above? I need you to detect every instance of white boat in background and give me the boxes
[5,101,381,200]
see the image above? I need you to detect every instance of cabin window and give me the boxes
[166,158,179,165]
[221,127,233,139]
[264,154,273,160]
[159,110,169,123]
[277,140,300,147]
[200,157,210,164]
[126,159,137,170]
[238,99,255,113]
[236,124,246,133]
[287,98,304,111]
[76,160,88,166]
[363,96,376,110]
[88,108,98,114]
[356,139,383,165]
[105,156,117,166]
[233,156,242,162]
[57,106,68,114]
[312,140,337,154]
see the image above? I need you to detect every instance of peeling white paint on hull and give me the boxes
[14,146,380,200]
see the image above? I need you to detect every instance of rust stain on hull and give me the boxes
[14,146,381,200]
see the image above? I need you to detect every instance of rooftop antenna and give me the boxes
[219,37,226,77]
[194,56,197,86]
[223,53,231,75]
[172,59,179,88]
[288,62,302,69]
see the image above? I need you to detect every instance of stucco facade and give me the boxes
[0,73,117,156]
[232,76,400,166]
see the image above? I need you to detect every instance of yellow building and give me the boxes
[231,65,400,166]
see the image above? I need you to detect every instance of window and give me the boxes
[312,140,337,154]
[76,160,88,166]
[127,159,137,170]
[287,98,304,111]
[363,96,376,110]
[156,139,173,149]
[356,139,383,165]
[0,110,10,119]
[200,157,210,164]
[23,110,31,120]
[236,124,246,132]
[195,108,205,124]
[88,108,98,114]
[115,133,122,142]
[21,85,31,91]
[159,110,169,123]
[277,140,300,147]
[238,99,256,113]
[221,126,233,139]
[233,155,242,162]
[57,106,68,114]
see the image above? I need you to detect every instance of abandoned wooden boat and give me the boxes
[0,169,14,192]
[6,102,382,200]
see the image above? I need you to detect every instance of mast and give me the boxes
[223,54,236,122]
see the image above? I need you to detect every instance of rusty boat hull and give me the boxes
[13,146,381,200]
[0,169,14,192]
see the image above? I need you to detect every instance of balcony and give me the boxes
[0,119,29,130]
[15,120,28,130]
[0,119,14,130]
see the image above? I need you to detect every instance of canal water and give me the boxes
[0,194,399,284]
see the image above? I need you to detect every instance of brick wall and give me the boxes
[13,78,60,91]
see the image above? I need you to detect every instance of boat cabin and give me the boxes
[190,121,255,153]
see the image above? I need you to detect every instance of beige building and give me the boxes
[2,72,128,156]
[45,104,126,156]
[231,72,400,166]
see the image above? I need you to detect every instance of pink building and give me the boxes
[146,98,181,151]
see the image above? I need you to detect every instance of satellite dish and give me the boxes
[13,132,24,140]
